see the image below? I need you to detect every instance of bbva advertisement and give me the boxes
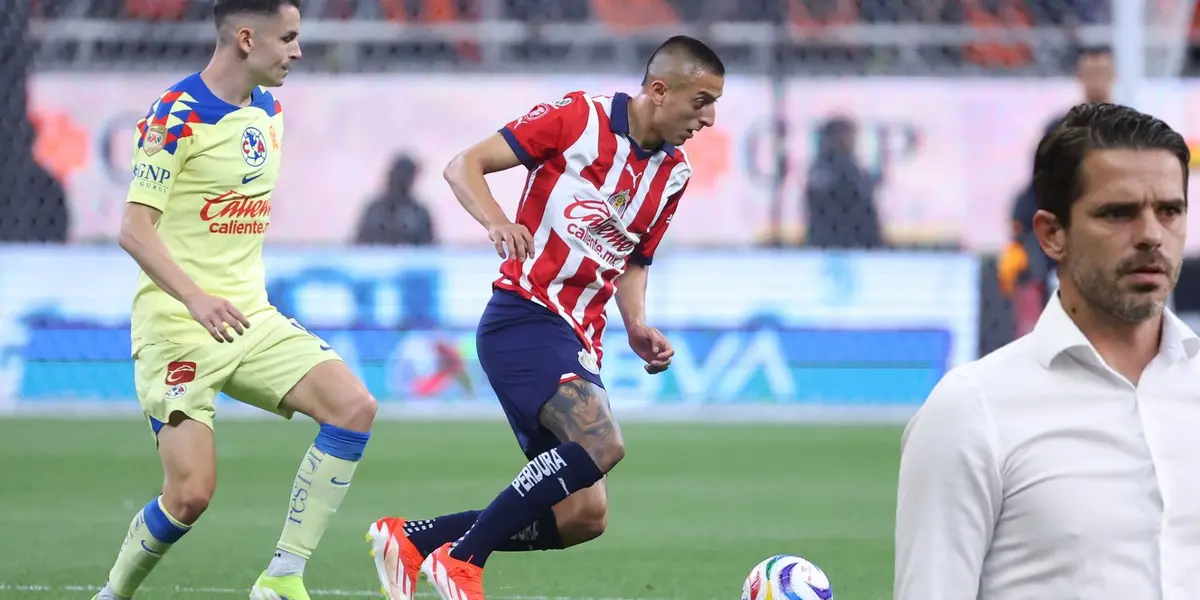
[0,246,979,419]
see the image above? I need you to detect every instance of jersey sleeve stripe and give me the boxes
[499,127,536,169]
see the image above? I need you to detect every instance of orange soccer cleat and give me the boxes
[367,517,427,600]
[421,542,486,600]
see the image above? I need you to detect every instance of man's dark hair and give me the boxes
[1032,102,1190,228]
[641,35,724,86]
[213,0,300,25]
[1075,45,1112,61]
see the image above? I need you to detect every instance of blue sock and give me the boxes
[448,442,601,566]
[499,510,564,552]
[403,510,562,556]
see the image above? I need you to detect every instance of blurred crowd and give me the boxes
[29,1,1197,76]
[32,0,1110,25]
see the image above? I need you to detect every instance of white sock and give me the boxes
[98,583,128,600]
[265,549,307,577]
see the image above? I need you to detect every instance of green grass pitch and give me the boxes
[0,417,901,599]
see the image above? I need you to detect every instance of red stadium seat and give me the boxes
[788,0,859,28]
[124,0,189,21]
[378,0,480,62]
[589,0,678,30]
[961,0,1033,68]
[379,0,460,21]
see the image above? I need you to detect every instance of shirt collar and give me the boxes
[609,92,675,159]
[1034,291,1200,368]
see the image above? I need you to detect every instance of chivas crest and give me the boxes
[607,189,631,218]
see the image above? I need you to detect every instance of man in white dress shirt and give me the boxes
[894,103,1199,600]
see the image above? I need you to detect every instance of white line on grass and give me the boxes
[0,583,660,600]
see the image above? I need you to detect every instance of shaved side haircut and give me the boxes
[642,35,725,86]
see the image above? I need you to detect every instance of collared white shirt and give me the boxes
[894,292,1200,600]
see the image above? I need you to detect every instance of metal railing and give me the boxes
[26,19,1151,74]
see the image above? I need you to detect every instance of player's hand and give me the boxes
[628,324,673,374]
[488,222,534,261]
[185,293,250,343]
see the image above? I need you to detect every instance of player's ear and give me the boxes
[648,79,669,105]
[1032,209,1066,262]
[235,26,254,54]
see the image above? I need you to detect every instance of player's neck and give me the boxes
[200,51,258,107]
[1058,284,1163,381]
[627,95,663,150]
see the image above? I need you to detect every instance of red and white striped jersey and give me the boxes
[494,90,691,363]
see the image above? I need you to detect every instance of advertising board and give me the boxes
[0,246,978,421]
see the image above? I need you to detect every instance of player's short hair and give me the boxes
[1033,102,1189,228]
[213,0,301,25]
[641,35,725,86]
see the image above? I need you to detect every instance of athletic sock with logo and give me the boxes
[268,423,370,576]
[402,509,563,556]
[448,442,602,567]
[103,496,191,598]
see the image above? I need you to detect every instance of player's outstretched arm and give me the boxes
[444,133,533,260]
[119,203,250,342]
[893,371,1000,600]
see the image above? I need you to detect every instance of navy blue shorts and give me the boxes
[476,289,605,460]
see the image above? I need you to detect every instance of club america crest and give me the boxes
[607,189,631,218]
[142,124,167,156]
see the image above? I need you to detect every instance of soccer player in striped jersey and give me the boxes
[90,2,377,599]
[367,35,724,600]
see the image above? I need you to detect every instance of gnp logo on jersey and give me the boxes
[241,127,268,167]
[142,124,167,157]
[165,361,197,385]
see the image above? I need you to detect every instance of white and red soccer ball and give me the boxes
[742,554,833,600]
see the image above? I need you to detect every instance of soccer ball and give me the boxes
[741,554,833,600]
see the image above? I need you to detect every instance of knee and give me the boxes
[161,478,214,524]
[351,391,378,428]
[558,494,608,546]
[583,433,625,473]
[328,389,377,432]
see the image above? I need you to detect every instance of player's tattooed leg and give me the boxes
[538,379,626,472]
[443,380,613,567]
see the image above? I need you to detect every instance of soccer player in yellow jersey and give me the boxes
[90,2,377,599]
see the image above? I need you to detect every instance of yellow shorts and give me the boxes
[134,310,342,432]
